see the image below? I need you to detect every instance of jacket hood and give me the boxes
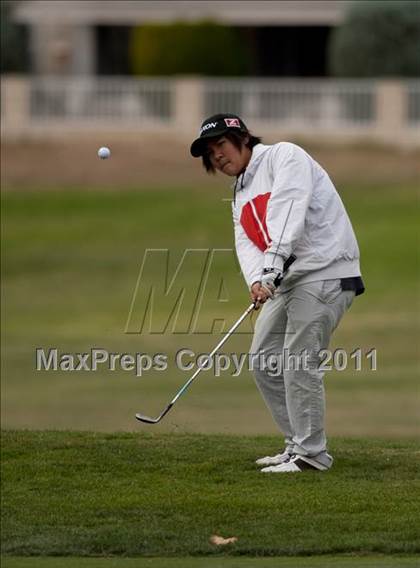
[231,144,272,192]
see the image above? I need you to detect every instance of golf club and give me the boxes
[135,301,256,424]
[135,255,296,424]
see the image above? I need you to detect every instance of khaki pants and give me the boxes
[250,279,354,469]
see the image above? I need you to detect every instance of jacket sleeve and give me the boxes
[232,202,264,288]
[264,143,314,272]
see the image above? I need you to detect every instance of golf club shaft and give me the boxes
[135,254,297,424]
[135,302,255,423]
[170,302,256,405]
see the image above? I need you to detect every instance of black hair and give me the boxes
[202,131,262,174]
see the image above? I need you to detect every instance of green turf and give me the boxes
[2,431,419,558]
[1,185,418,436]
[2,555,420,567]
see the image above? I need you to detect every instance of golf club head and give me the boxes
[135,413,161,424]
[135,403,173,425]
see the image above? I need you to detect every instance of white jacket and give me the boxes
[232,142,362,290]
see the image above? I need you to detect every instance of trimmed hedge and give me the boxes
[130,21,251,76]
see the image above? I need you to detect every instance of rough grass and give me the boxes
[2,555,420,568]
[2,431,420,558]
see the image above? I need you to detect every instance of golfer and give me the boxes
[190,113,364,473]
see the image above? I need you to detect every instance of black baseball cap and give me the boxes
[190,113,249,157]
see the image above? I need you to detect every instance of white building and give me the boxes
[13,0,350,75]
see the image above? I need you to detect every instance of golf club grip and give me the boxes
[273,254,297,287]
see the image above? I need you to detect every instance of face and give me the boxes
[206,136,252,177]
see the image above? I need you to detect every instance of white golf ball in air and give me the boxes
[98,146,111,160]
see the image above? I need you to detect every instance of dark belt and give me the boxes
[341,276,365,296]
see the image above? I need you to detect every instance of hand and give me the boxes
[261,268,282,295]
[250,282,272,309]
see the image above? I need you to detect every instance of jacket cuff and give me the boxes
[248,270,263,289]
[263,252,284,273]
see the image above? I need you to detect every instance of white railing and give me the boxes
[406,80,420,125]
[30,77,172,122]
[2,76,419,144]
[29,76,173,123]
[204,79,376,129]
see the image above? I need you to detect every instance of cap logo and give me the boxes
[224,118,240,128]
[200,122,218,135]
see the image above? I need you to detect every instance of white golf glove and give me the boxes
[260,268,283,298]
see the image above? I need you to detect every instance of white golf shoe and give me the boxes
[261,454,330,473]
[255,450,292,467]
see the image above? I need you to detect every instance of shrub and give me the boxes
[130,21,251,76]
[329,0,420,77]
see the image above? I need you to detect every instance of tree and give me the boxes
[328,0,420,77]
[130,21,251,76]
[1,1,29,73]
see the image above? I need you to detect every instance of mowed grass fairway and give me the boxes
[1,184,418,435]
[2,431,420,560]
[1,182,419,564]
